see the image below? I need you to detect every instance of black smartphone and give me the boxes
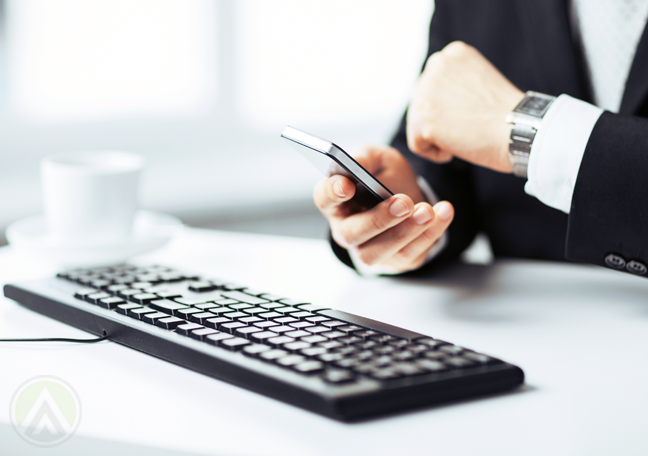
[281,126,393,208]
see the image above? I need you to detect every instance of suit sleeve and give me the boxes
[566,111,648,277]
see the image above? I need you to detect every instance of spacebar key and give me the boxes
[317,310,426,341]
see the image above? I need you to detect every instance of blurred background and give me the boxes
[0,0,433,246]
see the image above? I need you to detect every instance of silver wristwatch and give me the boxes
[506,91,556,178]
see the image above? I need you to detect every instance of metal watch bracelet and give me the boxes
[506,91,556,178]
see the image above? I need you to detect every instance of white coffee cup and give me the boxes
[41,151,145,245]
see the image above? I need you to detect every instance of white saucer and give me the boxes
[6,211,183,268]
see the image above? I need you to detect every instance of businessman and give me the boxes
[314,0,648,277]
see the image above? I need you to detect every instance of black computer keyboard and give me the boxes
[3,264,524,421]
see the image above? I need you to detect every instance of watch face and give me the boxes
[517,97,553,117]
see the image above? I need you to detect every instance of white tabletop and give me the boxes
[2,227,648,456]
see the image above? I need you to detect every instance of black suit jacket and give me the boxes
[333,0,648,278]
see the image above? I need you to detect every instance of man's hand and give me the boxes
[313,144,454,273]
[407,41,524,173]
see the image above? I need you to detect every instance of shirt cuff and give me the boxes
[524,94,603,214]
[350,176,448,276]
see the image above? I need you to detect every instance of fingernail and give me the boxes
[389,198,410,217]
[333,179,345,198]
[435,202,453,221]
[412,206,433,225]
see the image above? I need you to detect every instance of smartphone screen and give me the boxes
[281,126,393,208]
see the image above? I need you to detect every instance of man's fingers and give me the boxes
[354,201,454,267]
[330,194,414,248]
[313,175,356,215]
[391,201,454,269]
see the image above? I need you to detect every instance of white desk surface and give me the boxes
[1,227,648,456]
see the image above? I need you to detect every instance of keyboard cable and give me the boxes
[0,331,109,343]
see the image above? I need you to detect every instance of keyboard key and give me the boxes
[220,311,248,319]
[220,291,269,305]
[439,345,464,355]
[239,316,263,324]
[284,341,311,351]
[175,297,214,306]
[301,325,328,335]
[156,316,186,330]
[192,302,218,310]
[205,332,235,345]
[272,307,301,315]
[408,344,429,354]
[291,311,315,319]
[256,293,286,302]
[293,361,324,374]
[85,292,111,304]
[339,336,363,345]
[234,326,263,338]
[228,303,253,310]
[213,298,240,306]
[106,284,129,294]
[175,323,204,336]
[142,312,171,324]
[89,279,111,289]
[278,299,309,306]
[260,349,288,361]
[416,359,449,372]
[128,307,157,320]
[319,353,344,363]
[98,296,126,309]
[355,330,379,338]
[321,331,345,339]
[463,352,501,365]
[176,308,206,319]
[322,369,355,383]
[131,293,160,304]
[445,357,478,369]
[188,281,218,292]
[131,281,154,289]
[372,334,396,344]
[333,346,358,356]
[335,358,360,368]
[241,308,271,315]
[289,321,314,329]
[338,325,363,333]
[295,304,331,312]
[285,330,311,338]
[259,303,286,309]
[416,338,450,349]
[320,320,346,328]
[116,303,142,315]
[252,321,278,329]
[374,345,396,355]
[353,363,380,375]
[273,317,299,324]
[305,316,330,323]
[258,312,283,320]
[250,331,279,342]
[388,339,410,349]
[369,368,401,380]
[242,344,272,356]
[190,328,220,341]
[190,312,221,324]
[318,340,343,350]
[393,351,416,361]
[118,289,142,299]
[207,306,234,316]
[149,299,190,315]
[301,335,327,344]
[301,347,328,357]
[356,340,379,350]
[204,317,233,329]
[422,351,447,360]
[221,322,247,333]
[267,336,295,346]
[276,355,306,366]
[221,337,252,350]
[392,363,427,376]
